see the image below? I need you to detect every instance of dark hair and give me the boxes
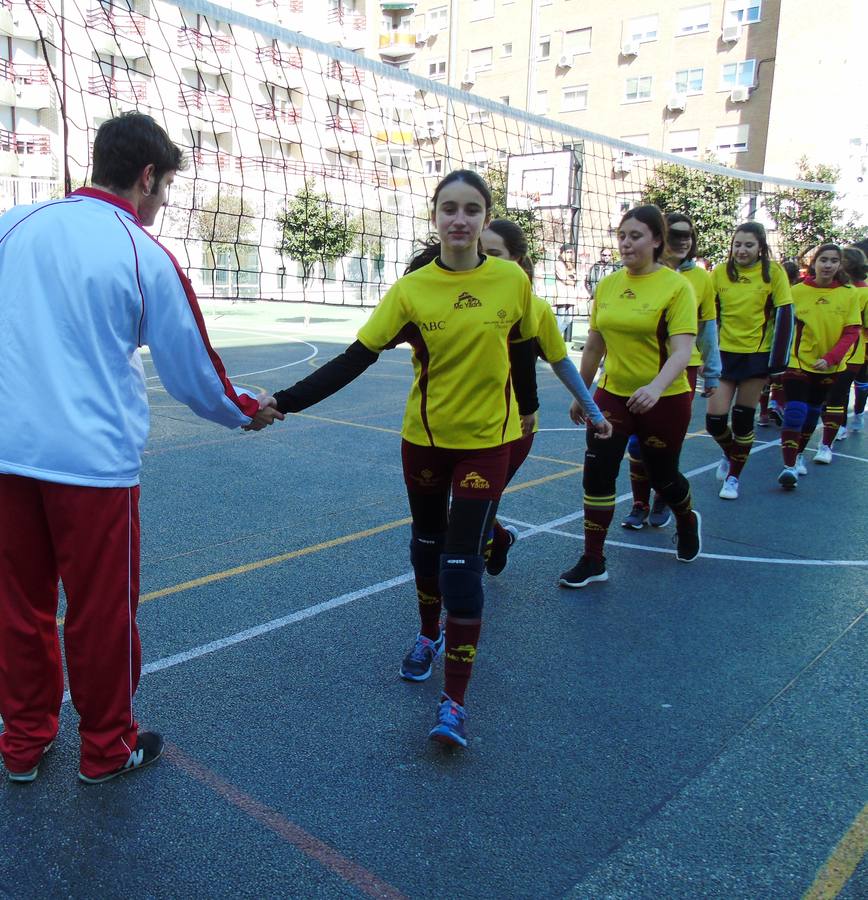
[851,238,868,259]
[618,204,667,261]
[487,218,534,282]
[92,112,185,190]
[808,243,849,284]
[726,222,771,284]
[405,169,493,273]
[842,246,868,282]
[666,212,697,261]
[781,259,801,285]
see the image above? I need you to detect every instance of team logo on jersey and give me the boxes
[459,471,490,490]
[454,291,482,309]
[498,309,507,318]
[644,435,667,448]
[815,296,830,305]
[484,309,511,328]
[737,275,751,284]
[410,467,437,486]
[620,289,637,299]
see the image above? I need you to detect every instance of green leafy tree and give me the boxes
[641,154,743,265]
[487,163,545,264]
[277,179,359,283]
[763,158,860,260]
[193,189,257,271]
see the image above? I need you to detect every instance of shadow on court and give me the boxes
[2,332,866,900]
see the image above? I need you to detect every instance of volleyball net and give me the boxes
[2,0,842,307]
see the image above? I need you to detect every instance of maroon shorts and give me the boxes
[401,440,512,501]
[595,388,693,452]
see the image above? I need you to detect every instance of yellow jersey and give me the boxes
[789,281,862,374]
[712,260,793,353]
[534,296,568,365]
[844,283,868,367]
[358,255,536,448]
[591,266,697,398]
[679,265,716,367]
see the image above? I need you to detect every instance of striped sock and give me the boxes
[583,494,615,560]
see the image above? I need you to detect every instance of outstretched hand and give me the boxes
[589,417,613,439]
[520,412,538,437]
[569,399,587,426]
[242,394,285,431]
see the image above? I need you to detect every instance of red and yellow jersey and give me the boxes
[789,281,862,373]
[712,260,792,353]
[358,255,536,448]
[680,265,716,367]
[534,296,568,365]
[844,281,868,366]
[591,266,697,397]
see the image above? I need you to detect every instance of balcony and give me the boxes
[85,6,148,57]
[326,114,365,134]
[256,46,303,69]
[192,148,233,171]
[89,75,148,104]
[328,7,366,29]
[252,102,300,124]
[326,61,366,101]
[179,86,231,115]
[378,31,417,59]
[177,27,231,70]
[256,0,302,9]
[0,128,51,175]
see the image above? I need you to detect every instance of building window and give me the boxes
[469,110,490,123]
[669,128,700,157]
[466,154,489,172]
[501,42,512,57]
[428,59,446,79]
[715,124,749,153]
[624,75,652,102]
[538,36,551,60]
[429,6,448,31]
[565,27,592,55]
[621,134,650,159]
[424,157,444,175]
[625,14,658,44]
[562,85,589,112]
[470,47,493,72]
[535,89,548,114]
[676,4,711,35]
[500,95,510,105]
[721,59,756,88]
[675,67,704,94]
[725,0,761,24]
[470,0,494,21]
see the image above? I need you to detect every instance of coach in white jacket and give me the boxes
[0,112,281,784]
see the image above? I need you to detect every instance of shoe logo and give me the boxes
[459,471,490,489]
[125,749,144,770]
[620,289,636,299]
[644,436,667,448]
[446,644,477,663]
[454,291,482,309]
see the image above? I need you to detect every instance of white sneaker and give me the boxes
[715,456,730,482]
[795,454,808,476]
[778,466,799,490]
[814,444,833,464]
[850,413,864,433]
[718,475,739,500]
[835,427,848,441]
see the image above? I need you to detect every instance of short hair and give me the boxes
[618,205,667,261]
[92,112,185,191]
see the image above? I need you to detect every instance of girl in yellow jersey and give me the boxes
[622,212,721,530]
[823,247,868,440]
[558,205,701,589]
[778,244,862,486]
[479,219,612,574]
[708,222,794,500]
[266,171,538,749]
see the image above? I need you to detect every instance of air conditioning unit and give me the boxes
[730,85,751,102]
[556,54,572,68]
[721,24,741,43]
[462,69,475,86]
[620,40,640,57]
[416,31,432,44]
[667,93,687,111]
[612,153,632,175]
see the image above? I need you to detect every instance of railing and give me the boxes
[326,114,365,133]
[256,46,303,68]
[327,7,365,29]
[179,86,231,114]
[192,148,233,169]
[253,102,300,124]
[88,75,148,102]
[177,27,232,54]
[85,6,147,39]
[12,63,51,84]
[256,0,302,9]
[0,129,51,154]
[0,59,10,81]
[236,155,389,186]
[327,61,365,85]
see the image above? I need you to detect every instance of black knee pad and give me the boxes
[439,554,485,617]
[409,529,446,577]
[706,413,729,438]
[731,404,755,436]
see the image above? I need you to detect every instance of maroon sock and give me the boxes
[628,458,651,507]
[822,406,846,445]
[415,574,442,640]
[759,387,769,415]
[728,432,754,477]
[583,496,615,560]
[797,430,814,454]
[781,429,801,466]
[443,616,481,706]
[669,488,694,528]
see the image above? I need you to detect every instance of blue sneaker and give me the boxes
[429,696,468,748]
[399,631,445,681]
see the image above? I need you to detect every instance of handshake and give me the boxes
[242,394,284,432]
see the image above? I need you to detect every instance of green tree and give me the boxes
[487,163,545,263]
[763,158,859,260]
[277,179,359,284]
[193,189,257,272]
[641,154,743,265]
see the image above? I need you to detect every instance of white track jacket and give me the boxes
[0,188,258,488]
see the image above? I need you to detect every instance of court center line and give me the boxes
[802,800,868,900]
